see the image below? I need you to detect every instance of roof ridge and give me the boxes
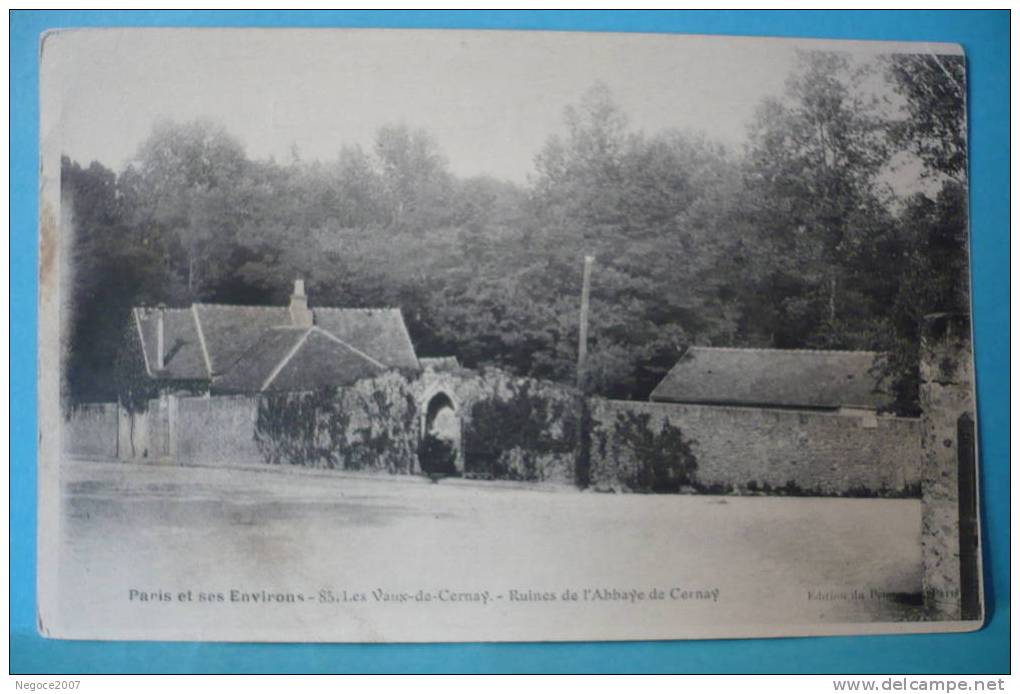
[192,302,287,311]
[313,306,401,312]
[212,325,308,385]
[390,308,421,371]
[132,308,153,377]
[190,303,400,312]
[690,346,882,356]
[260,328,315,392]
[309,326,388,370]
[135,305,192,313]
[191,304,214,378]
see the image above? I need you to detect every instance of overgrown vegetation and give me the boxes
[690,481,735,496]
[254,377,418,472]
[418,434,458,476]
[715,479,920,498]
[64,53,968,417]
[255,388,346,468]
[604,411,699,494]
[462,381,577,481]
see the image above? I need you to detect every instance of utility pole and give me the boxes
[577,255,594,391]
[574,255,595,489]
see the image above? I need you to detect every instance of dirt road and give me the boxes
[45,459,923,641]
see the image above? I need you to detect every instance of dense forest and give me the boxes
[61,51,969,415]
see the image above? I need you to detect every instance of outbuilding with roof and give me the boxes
[649,346,891,413]
[132,279,421,395]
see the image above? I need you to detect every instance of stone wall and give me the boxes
[148,395,172,459]
[249,366,578,480]
[116,406,150,460]
[176,395,261,466]
[589,399,922,496]
[60,366,926,499]
[63,403,119,458]
[120,397,172,461]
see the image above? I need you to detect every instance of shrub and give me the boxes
[611,411,698,494]
[462,380,577,481]
[253,375,419,472]
[419,434,458,476]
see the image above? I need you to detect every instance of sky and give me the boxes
[40,29,958,183]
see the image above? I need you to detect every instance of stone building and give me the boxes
[132,279,421,394]
[128,279,473,467]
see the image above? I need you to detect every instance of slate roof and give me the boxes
[133,299,419,393]
[264,328,385,393]
[210,327,308,393]
[193,304,290,376]
[212,327,386,394]
[313,308,420,370]
[133,307,208,380]
[649,347,891,410]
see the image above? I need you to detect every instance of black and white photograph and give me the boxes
[37,28,982,642]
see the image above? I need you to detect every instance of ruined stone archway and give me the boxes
[419,389,463,475]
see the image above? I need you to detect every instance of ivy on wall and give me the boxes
[247,368,915,498]
[592,411,699,494]
[254,374,419,472]
[462,380,578,482]
[256,388,338,467]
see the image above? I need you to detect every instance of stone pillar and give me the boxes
[919,313,978,620]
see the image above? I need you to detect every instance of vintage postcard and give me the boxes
[37,28,982,641]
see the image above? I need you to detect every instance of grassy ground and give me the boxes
[49,458,924,641]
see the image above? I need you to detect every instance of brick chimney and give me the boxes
[289,279,314,328]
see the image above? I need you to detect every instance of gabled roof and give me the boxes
[212,327,386,394]
[133,307,208,380]
[210,327,308,393]
[313,308,419,370]
[649,346,890,410]
[133,298,420,393]
[263,328,385,393]
[192,304,290,376]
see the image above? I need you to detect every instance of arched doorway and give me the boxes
[419,391,462,475]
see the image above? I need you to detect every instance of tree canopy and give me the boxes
[62,52,970,415]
